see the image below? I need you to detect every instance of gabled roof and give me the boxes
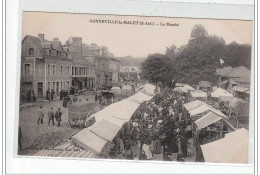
[216,66,250,78]
[41,42,52,49]
[227,66,250,78]
[235,74,251,84]
[216,66,233,77]
[22,35,45,55]
[50,40,63,51]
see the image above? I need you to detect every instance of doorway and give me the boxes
[37,82,43,98]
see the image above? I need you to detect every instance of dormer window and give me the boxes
[29,48,34,56]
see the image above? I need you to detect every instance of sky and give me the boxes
[22,12,253,58]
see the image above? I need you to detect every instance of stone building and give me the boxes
[108,58,121,83]
[70,53,96,90]
[21,34,72,99]
[119,66,140,82]
[85,56,110,87]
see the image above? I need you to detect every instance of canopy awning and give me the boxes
[233,86,250,93]
[129,91,153,104]
[72,128,107,154]
[183,100,206,112]
[191,91,207,98]
[201,128,249,164]
[183,85,195,91]
[211,88,233,98]
[89,119,121,142]
[173,87,188,93]
[219,96,236,103]
[189,105,226,118]
[194,112,222,130]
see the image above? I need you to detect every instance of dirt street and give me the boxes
[18,93,95,155]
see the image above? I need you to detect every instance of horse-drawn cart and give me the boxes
[68,101,100,127]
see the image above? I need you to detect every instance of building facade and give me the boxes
[85,56,110,87]
[119,66,140,82]
[108,58,121,83]
[71,53,96,90]
[21,34,72,99]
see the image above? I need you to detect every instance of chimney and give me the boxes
[38,34,44,42]
[53,38,59,41]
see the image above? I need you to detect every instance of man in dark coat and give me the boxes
[55,108,62,127]
[46,89,50,101]
[180,135,188,157]
[48,107,55,125]
[51,89,55,100]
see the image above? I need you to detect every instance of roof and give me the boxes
[201,128,249,164]
[216,66,233,77]
[211,88,233,98]
[23,35,45,55]
[199,81,211,87]
[235,74,251,84]
[216,66,250,78]
[195,112,222,130]
[227,66,250,78]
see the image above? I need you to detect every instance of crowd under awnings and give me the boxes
[72,84,156,154]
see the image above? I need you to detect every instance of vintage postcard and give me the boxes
[18,11,253,165]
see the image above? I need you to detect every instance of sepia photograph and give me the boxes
[18,11,253,164]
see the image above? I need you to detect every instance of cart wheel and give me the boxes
[228,113,238,129]
[69,119,76,127]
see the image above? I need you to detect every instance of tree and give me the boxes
[140,53,173,86]
[190,24,208,39]
[166,44,177,62]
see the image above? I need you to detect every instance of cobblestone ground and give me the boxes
[18,93,95,156]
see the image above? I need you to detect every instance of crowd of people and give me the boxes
[110,88,192,162]
[37,105,63,127]
[20,90,36,103]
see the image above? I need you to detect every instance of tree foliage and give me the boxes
[141,24,252,86]
[190,24,208,39]
[140,53,173,85]
[172,25,251,85]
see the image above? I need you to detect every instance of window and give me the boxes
[53,65,56,75]
[47,65,51,75]
[60,66,63,75]
[48,82,51,90]
[29,48,34,56]
[25,64,30,75]
[53,82,55,91]
[67,66,70,75]
[67,81,70,89]
[61,81,63,90]
[72,66,74,75]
